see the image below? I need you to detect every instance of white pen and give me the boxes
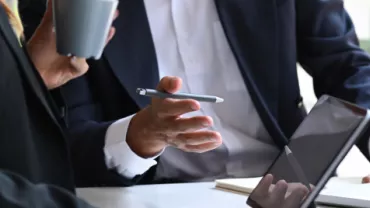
[136,88,224,103]
[284,145,312,191]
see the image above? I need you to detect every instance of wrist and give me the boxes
[126,108,166,158]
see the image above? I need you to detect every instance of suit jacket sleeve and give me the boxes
[296,0,370,159]
[60,73,149,187]
[0,170,95,208]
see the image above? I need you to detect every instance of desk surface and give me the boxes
[76,182,334,208]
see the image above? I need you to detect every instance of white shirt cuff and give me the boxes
[104,114,163,179]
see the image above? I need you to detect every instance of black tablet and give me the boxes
[247,95,370,208]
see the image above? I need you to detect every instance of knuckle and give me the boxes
[167,137,183,148]
[176,134,191,144]
[157,132,170,142]
[149,106,164,120]
[175,122,188,132]
[155,111,166,119]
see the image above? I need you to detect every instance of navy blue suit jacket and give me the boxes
[22,0,370,187]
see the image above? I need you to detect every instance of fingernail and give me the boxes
[71,57,77,63]
[170,77,177,89]
[211,137,220,143]
[191,104,198,111]
[202,121,210,127]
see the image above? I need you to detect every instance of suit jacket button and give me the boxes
[296,96,304,108]
[298,101,304,108]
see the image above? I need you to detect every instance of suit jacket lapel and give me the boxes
[215,0,288,147]
[0,6,59,125]
[104,0,159,108]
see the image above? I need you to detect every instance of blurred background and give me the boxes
[298,0,370,177]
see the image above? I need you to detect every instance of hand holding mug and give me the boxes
[27,0,118,89]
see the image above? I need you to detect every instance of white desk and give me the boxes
[76,182,334,208]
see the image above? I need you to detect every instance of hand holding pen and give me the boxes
[126,76,223,158]
[136,88,224,103]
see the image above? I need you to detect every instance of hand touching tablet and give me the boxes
[247,174,311,208]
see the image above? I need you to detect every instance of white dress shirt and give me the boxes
[104,0,279,181]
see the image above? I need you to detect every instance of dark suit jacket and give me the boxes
[0,4,94,207]
[21,0,370,187]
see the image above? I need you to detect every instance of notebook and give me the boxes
[215,177,370,207]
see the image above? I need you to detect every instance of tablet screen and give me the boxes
[247,95,369,208]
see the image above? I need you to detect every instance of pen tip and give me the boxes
[284,145,292,154]
[216,97,224,103]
